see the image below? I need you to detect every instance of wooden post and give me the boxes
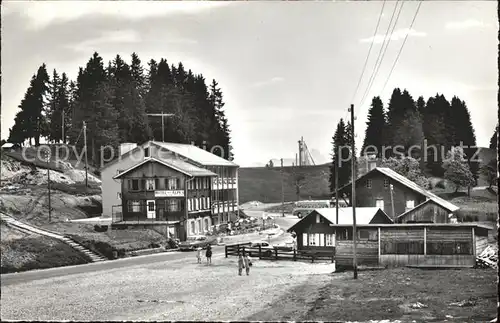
[225,245,228,258]
[378,227,381,264]
[259,245,262,259]
[293,249,297,261]
[423,227,427,255]
[274,248,278,260]
[350,104,358,279]
[472,227,476,259]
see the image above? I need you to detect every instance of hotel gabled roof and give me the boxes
[113,157,217,179]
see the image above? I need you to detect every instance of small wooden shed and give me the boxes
[329,223,491,268]
[286,207,393,251]
[395,199,458,224]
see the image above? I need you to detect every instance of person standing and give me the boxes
[196,247,202,263]
[243,252,251,275]
[237,252,245,276]
[206,244,212,265]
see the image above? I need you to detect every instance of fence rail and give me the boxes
[225,243,335,263]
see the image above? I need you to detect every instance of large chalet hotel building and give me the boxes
[100,141,239,241]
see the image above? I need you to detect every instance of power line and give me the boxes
[380,1,423,95]
[357,0,402,108]
[359,0,405,109]
[350,0,387,104]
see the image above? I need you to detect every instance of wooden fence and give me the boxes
[225,243,335,263]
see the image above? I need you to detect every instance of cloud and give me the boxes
[445,19,491,30]
[250,77,285,88]
[359,28,426,44]
[4,1,232,29]
[67,30,142,52]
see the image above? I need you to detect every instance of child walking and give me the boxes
[196,247,202,263]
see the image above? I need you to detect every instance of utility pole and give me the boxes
[281,158,284,217]
[62,110,65,144]
[390,184,395,220]
[335,150,339,224]
[45,150,52,222]
[147,112,175,142]
[349,103,358,279]
[83,121,88,187]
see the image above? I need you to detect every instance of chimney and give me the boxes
[119,143,137,156]
[367,153,377,172]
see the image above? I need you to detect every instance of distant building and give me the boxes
[338,166,459,222]
[100,141,239,241]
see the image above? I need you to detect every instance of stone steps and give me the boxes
[0,212,108,263]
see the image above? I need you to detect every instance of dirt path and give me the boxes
[1,255,335,321]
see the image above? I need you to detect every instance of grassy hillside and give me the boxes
[239,164,331,203]
[239,148,496,204]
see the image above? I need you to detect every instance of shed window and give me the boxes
[337,229,349,240]
[359,229,378,241]
[359,230,370,240]
[316,214,323,223]
[384,179,389,189]
[302,233,308,246]
[427,242,472,255]
[381,241,424,254]
[406,200,415,209]
[376,199,384,211]
[366,179,372,189]
[318,233,325,246]
[325,234,335,246]
[144,147,150,157]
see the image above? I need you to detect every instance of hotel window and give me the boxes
[128,200,141,212]
[309,233,316,246]
[366,179,372,189]
[129,179,140,191]
[117,192,122,199]
[206,197,210,209]
[190,221,195,235]
[146,179,155,191]
[155,178,160,190]
[376,199,384,211]
[406,200,415,209]
[144,147,150,157]
[325,234,334,246]
[193,197,198,210]
[384,179,389,189]
[204,218,209,231]
[167,200,179,212]
[167,178,177,190]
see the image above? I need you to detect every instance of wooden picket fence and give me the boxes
[225,243,335,263]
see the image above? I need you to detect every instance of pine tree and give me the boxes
[329,119,351,193]
[422,94,450,177]
[490,125,498,150]
[47,69,62,143]
[209,79,232,160]
[361,96,386,158]
[449,96,478,183]
[130,52,147,99]
[385,89,423,157]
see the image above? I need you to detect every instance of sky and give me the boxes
[1,1,497,167]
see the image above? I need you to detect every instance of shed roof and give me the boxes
[287,207,392,233]
[113,157,217,179]
[152,141,238,167]
[327,223,494,230]
[395,199,454,222]
[339,167,459,212]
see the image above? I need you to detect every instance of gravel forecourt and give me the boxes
[1,254,336,321]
